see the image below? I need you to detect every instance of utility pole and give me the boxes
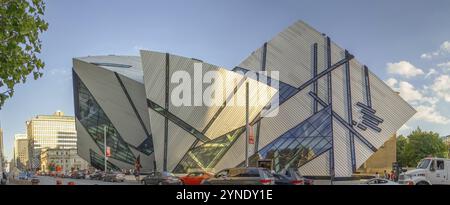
[245,81,249,167]
[104,125,107,173]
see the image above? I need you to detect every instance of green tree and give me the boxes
[396,135,408,167]
[401,127,448,167]
[0,0,48,108]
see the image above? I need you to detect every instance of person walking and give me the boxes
[134,155,142,182]
[390,170,395,181]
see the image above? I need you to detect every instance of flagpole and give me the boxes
[245,81,249,168]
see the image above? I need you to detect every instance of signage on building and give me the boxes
[248,125,254,144]
[106,146,111,157]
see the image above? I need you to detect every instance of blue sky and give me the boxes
[1,0,450,161]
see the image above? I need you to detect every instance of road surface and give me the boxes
[10,176,141,185]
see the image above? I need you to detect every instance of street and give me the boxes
[9,176,141,185]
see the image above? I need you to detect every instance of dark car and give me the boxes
[202,167,275,185]
[89,171,104,180]
[141,171,182,185]
[30,177,40,185]
[103,172,125,182]
[282,168,313,185]
[273,173,293,185]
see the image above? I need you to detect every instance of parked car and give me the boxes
[282,168,313,185]
[30,177,40,185]
[364,178,399,185]
[201,167,275,185]
[89,171,104,180]
[180,171,214,185]
[103,172,126,182]
[71,171,86,179]
[18,173,29,180]
[273,173,293,185]
[141,171,182,185]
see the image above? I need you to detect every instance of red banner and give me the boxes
[106,146,111,157]
[249,125,254,144]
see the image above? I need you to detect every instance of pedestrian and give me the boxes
[1,172,7,185]
[390,170,395,181]
[383,170,388,179]
[134,169,140,182]
[375,172,380,178]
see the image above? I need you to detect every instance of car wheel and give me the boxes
[158,181,163,185]
[416,181,430,185]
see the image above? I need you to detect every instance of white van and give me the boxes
[399,157,450,185]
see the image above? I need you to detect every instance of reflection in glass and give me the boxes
[243,106,332,172]
[173,127,245,173]
[75,73,136,165]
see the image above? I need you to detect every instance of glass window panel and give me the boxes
[75,74,136,165]
[241,106,332,172]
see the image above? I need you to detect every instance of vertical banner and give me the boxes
[106,146,111,157]
[249,125,254,144]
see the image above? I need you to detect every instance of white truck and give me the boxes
[399,157,450,185]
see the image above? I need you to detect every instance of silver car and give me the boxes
[363,178,399,185]
[202,167,275,185]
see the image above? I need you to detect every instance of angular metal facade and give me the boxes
[233,21,416,177]
[73,20,415,177]
[73,56,155,172]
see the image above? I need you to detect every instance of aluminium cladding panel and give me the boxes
[298,150,330,176]
[141,51,222,133]
[76,56,144,83]
[75,118,102,166]
[255,87,314,153]
[330,65,354,177]
[332,118,353,177]
[364,70,415,147]
[140,51,167,107]
[167,54,229,133]
[239,20,329,88]
[238,46,264,71]
[204,77,278,140]
[167,122,197,172]
[118,75,152,138]
[348,59,416,149]
[73,59,149,146]
[148,109,166,172]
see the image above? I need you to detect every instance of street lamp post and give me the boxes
[245,81,249,167]
[103,125,107,173]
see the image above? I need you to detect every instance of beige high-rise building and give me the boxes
[27,111,77,169]
[14,134,29,170]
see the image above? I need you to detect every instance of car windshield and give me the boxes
[162,172,175,177]
[417,159,431,169]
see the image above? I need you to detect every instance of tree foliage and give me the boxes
[397,127,448,167]
[0,0,48,108]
